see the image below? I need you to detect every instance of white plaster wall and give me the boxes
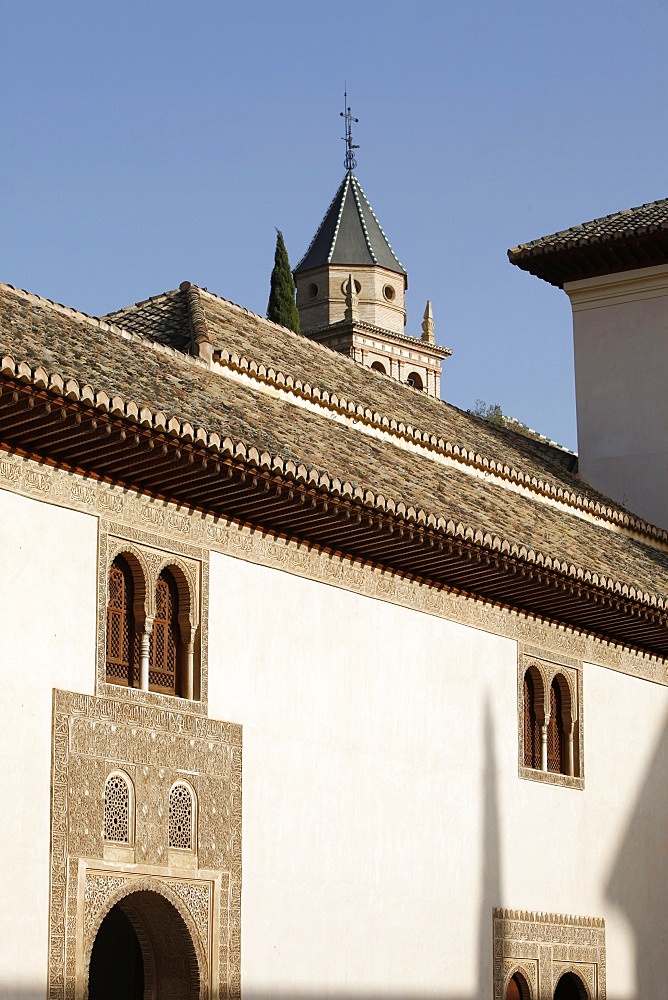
[567,270,668,529]
[0,489,97,1000]
[209,551,668,1000]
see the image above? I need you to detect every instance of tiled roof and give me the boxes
[509,197,668,287]
[2,280,668,651]
[295,172,407,277]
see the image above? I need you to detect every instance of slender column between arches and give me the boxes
[139,621,153,692]
[184,637,194,700]
[566,721,575,777]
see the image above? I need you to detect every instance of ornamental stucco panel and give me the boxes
[48,690,241,1000]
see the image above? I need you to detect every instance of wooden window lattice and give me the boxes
[106,557,136,685]
[523,672,541,769]
[547,679,565,774]
[149,570,181,696]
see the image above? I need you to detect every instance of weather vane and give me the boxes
[340,87,359,172]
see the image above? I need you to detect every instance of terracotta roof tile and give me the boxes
[2,280,668,611]
[509,197,668,287]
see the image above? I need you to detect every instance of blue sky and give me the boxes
[2,1,667,451]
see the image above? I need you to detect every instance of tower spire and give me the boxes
[340,87,359,172]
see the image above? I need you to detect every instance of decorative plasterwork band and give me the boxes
[48,689,241,1000]
[493,908,606,1000]
[3,450,667,687]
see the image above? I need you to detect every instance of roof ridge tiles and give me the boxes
[0,283,646,544]
[208,343,668,544]
[327,172,351,265]
[510,196,668,256]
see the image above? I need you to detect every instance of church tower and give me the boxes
[294,97,451,398]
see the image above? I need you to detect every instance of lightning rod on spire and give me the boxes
[340,87,359,172]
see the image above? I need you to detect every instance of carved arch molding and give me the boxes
[493,908,606,1000]
[48,689,241,1000]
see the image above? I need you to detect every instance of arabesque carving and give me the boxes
[48,689,241,1000]
[493,908,605,1000]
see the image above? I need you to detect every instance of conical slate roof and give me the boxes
[295,171,406,277]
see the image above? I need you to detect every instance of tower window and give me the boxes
[383,284,396,301]
[307,282,319,299]
[406,371,424,390]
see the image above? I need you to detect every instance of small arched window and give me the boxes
[547,678,566,774]
[169,782,196,851]
[103,771,134,844]
[406,371,424,390]
[523,671,541,770]
[106,556,136,686]
[371,361,387,375]
[149,569,182,696]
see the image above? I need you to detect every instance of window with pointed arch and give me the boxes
[168,781,196,852]
[106,555,139,686]
[523,669,542,770]
[547,677,566,774]
[519,654,583,789]
[103,771,135,845]
[149,568,182,696]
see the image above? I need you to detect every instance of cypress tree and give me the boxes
[267,229,300,332]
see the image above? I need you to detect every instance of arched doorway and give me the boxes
[554,971,587,1000]
[87,889,202,1000]
[89,906,143,999]
[506,970,530,999]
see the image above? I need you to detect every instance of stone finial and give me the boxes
[421,300,435,344]
[344,274,360,322]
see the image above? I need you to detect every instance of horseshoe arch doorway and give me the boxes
[87,888,202,1000]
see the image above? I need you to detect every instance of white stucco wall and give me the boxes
[566,264,668,530]
[0,488,98,1000]
[209,550,668,1000]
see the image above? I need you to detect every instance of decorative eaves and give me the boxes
[2,348,668,620]
[509,197,668,287]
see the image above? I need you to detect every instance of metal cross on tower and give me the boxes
[340,88,359,172]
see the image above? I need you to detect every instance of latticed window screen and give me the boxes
[547,679,565,774]
[169,783,194,850]
[106,556,136,685]
[103,773,131,843]
[149,570,181,695]
[523,672,541,769]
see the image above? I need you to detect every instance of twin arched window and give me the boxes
[523,667,578,778]
[103,771,196,854]
[105,556,184,697]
